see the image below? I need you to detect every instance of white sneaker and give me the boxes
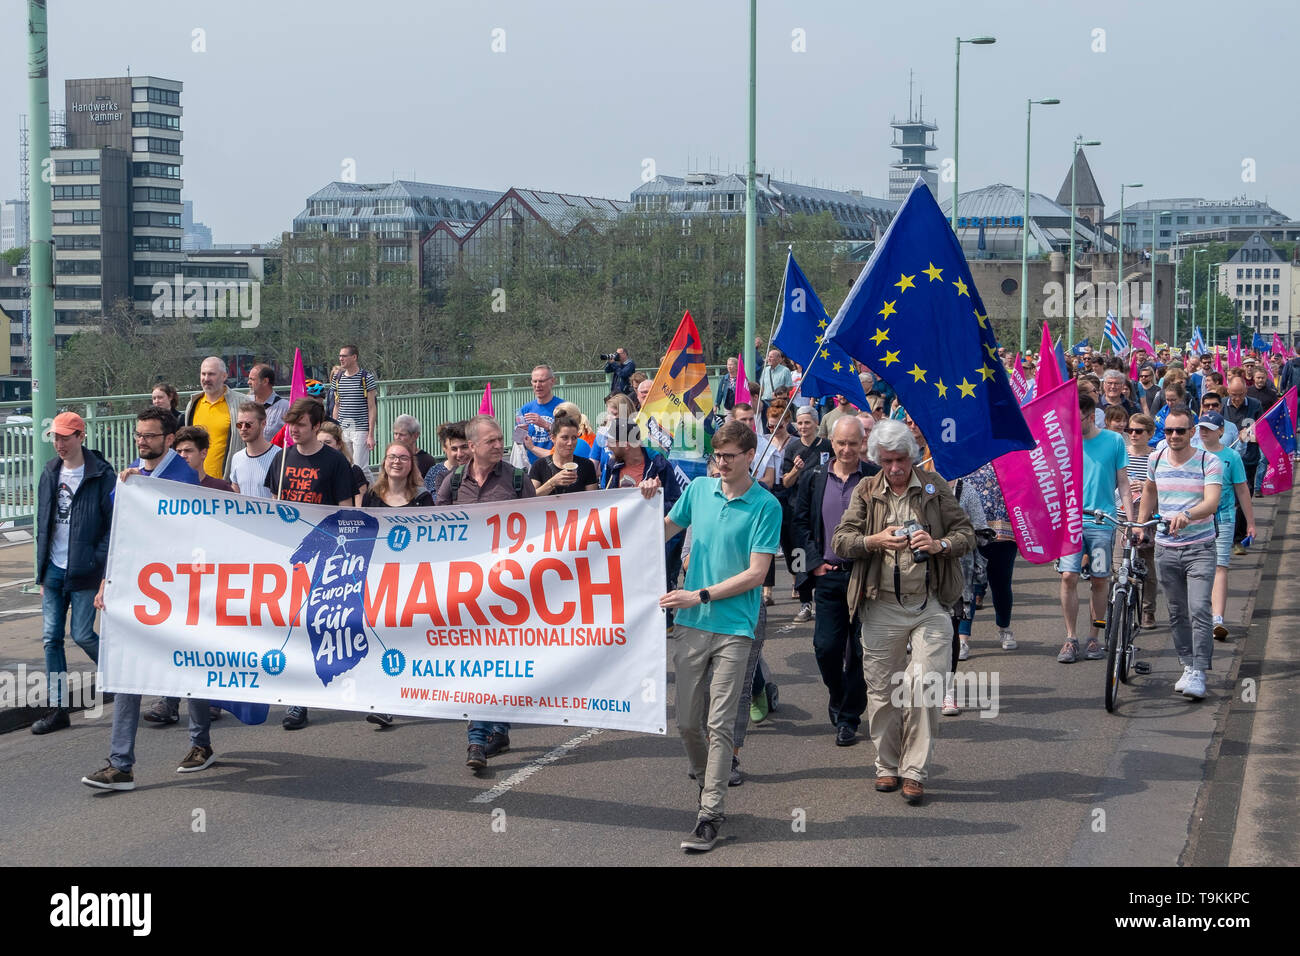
[793,603,814,624]
[941,689,960,716]
[999,629,1017,650]
[1173,666,1194,694]
[958,639,970,661]
[1182,669,1207,700]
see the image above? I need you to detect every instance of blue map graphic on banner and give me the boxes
[288,509,379,686]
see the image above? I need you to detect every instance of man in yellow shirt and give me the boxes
[183,357,243,480]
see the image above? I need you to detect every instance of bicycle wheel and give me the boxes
[1120,587,1137,684]
[1104,591,1126,713]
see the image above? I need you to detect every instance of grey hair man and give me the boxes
[181,356,243,480]
[392,413,437,481]
[830,416,975,806]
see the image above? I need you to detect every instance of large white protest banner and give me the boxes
[101,478,668,734]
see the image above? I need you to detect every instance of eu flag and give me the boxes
[824,178,1034,477]
[772,252,871,409]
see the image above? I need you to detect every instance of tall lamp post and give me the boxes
[1207,261,1217,350]
[1188,247,1205,352]
[1019,96,1060,354]
[1117,182,1143,339]
[951,34,996,233]
[1149,209,1170,347]
[1067,136,1101,348]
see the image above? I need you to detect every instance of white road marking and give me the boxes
[470,727,604,803]
[0,606,40,615]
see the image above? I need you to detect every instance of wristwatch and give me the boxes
[939,538,951,553]
[698,589,712,604]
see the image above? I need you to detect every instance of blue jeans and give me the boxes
[41,564,100,708]
[110,694,212,773]
[467,721,510,746]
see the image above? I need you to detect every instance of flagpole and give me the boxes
[767,246,792,347]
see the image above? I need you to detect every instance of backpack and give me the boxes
[449,463,525,500]
[328,367,373,421]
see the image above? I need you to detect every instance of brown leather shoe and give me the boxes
[901,779,924,805]
[875,775,901,792]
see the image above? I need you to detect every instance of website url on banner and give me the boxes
[398,686,631,712]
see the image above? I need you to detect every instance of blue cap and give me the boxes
[1197,411,1225,431]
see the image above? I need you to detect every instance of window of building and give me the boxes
[1176,216,1188,225]
[1274,268,1281,278]
[1237,268,1243,278]
[54,234,101,250]
[1228,215,1240,224]
[349,222,359,239]
[53,209,101,224]
[55,259,101,275]
[1212,216,1221,224]
[54,159,101,176]
[52,184,100,200]
[132,211,181,227]
[133,136,181,155]
[1247,215,1257,224]
[132,162,180,179]
[133,87,180,106]
[132,111,181,131]
[133,187,181,204]
[381,245,408,262]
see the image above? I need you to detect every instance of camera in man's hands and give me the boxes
[894,519,929,563]
[600,351,621,362]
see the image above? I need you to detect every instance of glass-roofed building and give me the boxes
[938,183,1116,261]
[630,172,897,241]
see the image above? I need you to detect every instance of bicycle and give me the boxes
[1083,509,1164,713]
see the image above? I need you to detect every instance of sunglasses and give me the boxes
[1165,427,1190,435]
[1125,427,1150,435]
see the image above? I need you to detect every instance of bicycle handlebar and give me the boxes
[1083,509,1163,530]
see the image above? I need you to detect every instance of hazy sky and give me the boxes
[3,0,1296,244]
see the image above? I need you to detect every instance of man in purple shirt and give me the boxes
[790,417,880,746]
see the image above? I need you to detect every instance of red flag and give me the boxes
[1037,322,1064,393]
[478,382,494,416]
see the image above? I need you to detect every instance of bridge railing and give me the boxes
[0,366,724,523]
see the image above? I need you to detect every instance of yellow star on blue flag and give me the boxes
[822,178,1033,476]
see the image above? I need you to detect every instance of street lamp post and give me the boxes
[952,35,996,233]
[1067,136,1101,349]
[1019,97,1060,354]
[1207,261,1216,350]
[1189,247,1205,351]
[1148,209,1169,348]
[1117,182,1142,341]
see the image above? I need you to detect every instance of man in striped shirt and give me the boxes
[332,345,378,480]
[1137,404,1223,701]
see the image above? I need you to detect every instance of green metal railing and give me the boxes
[0,367,723,523]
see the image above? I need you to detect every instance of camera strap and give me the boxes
[892,558,930,612]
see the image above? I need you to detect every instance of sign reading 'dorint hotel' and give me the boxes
[70,98,123,124]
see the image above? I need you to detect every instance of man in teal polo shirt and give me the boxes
[659,420,781,853]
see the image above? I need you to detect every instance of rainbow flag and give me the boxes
[637,311,714,454]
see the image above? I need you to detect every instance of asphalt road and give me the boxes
[0,497,1280,866]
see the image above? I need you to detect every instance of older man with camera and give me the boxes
[830,418,974,806]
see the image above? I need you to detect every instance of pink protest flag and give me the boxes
[478,382,494,416]
[1272,333,1285,357]
[1228,336,1242,368]
[736,352,753,405]
[272,348,309,448]
[1037,322,1064,393]
[1214,349,1224,376]
[992,377,1082,563]
[1009,354,1030,404]
[1129,349,1139,381]
[1130,322,1155,356]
